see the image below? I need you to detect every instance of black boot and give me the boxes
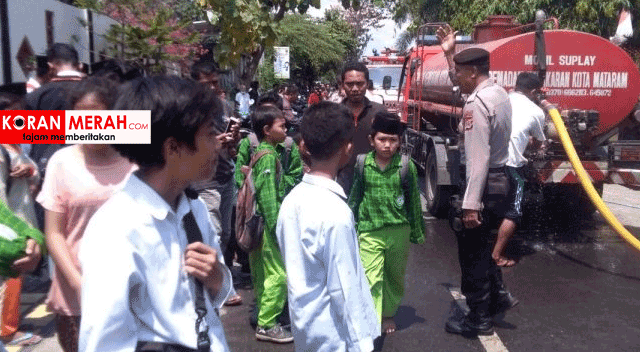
[445,312,494,337]
[490,290,519,317]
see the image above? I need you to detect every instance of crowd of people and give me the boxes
[0,21,552,352]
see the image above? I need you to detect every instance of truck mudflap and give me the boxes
[532,160,608,184]
[531,160,640,188]
[607,169,640,189]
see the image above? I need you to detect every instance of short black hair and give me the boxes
[252,104,283,140]
[69,76,119,109]
[300,101,354,161]
[256,91,283,111]
[341,62,369,83]
[476,62,490,75]
[47,43,79,66]
[112,76,224,169]
[283,83,298,95]
[515,72,542,91]
[0,92,21,110]
[190,60,219,80]
[92,60,144,83]
[371,111,405,137]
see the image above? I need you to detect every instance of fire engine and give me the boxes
[392,13,640,218]
[364,48,405,111]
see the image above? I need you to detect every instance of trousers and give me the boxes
[456,186,509,319]
[248,230,287,328]
[359,225,411,322]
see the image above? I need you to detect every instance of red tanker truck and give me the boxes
[392,14,640,217]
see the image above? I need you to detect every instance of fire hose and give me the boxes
[541,100,640,251]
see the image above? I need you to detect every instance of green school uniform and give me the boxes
[348,151,425,321]
[234,136,303,198]
[248,142,288,328]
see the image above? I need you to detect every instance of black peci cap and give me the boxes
[453,48,490,66]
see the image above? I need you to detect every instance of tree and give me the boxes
[264,13,358,87]
[75,0,203,74]
[198,0,322,86]
[439,0,630,37]
[385,0,632,38]
[340,1,389,58]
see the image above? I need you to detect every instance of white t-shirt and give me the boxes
[507,92,547,168]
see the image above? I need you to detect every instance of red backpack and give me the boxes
[235,150,282,252]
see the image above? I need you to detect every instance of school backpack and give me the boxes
[247,133,294,172]
[235,149,282,253]
[355,153,412,211]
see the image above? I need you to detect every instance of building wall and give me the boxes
[1,0,116,84]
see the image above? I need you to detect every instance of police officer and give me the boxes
[437,24,519,336]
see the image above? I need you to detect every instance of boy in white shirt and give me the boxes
[79,76,233,352]
[276,101,379,352]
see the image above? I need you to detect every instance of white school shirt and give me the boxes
[276,174,379,352]
[507,91,547,168]
[79,174,232,352]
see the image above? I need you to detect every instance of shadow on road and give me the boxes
[395,305,427,331]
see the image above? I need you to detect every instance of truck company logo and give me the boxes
[0,110,151,144]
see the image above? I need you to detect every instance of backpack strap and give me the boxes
[0,146,12,196]
[282,136,294,172]
[249,149,283,185]
[356,153,367,181]
[400,154,411,211]
[248,133,260,156]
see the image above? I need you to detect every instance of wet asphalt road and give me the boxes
[26,185,640,352]
[221,184,640,352]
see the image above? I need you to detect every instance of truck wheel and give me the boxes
[425,152,451,218]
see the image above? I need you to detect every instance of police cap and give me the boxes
[453,48,490,66]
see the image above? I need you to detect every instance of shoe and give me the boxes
[490,291,519,316]
[256,323,294,343]
[445,315,494,337]
[4,332,43,346]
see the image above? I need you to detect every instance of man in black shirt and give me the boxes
[337,62,387,194]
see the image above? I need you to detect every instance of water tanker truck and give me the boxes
[392,13,640,218]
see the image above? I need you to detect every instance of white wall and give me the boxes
[1,0,116,84]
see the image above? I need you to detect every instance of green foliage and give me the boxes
[256,47,288,90]
[75,0,201,74]
[385,0,632,38]
[256,13,358,87]
[440,0,631,37]
[200,0,321,70]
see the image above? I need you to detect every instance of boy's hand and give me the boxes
[11,239,42,273]
[229,120,241,143]
[462,209,482,229]
[216,132,235,147]
[185,242,223,294]
[10,164,36,178]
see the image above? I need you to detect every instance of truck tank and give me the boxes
[399,15,640,218]
[407,26,640,141]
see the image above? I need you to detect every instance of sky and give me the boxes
[307,0,408,57]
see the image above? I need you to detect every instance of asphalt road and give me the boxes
[24,184,640,352]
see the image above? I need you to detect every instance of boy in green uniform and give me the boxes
[247,105,294,343]
[348,111,425,335]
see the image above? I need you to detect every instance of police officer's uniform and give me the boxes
[448,48,515,335]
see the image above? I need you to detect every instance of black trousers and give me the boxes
[455,173,510,319]
[455,221,505,318]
